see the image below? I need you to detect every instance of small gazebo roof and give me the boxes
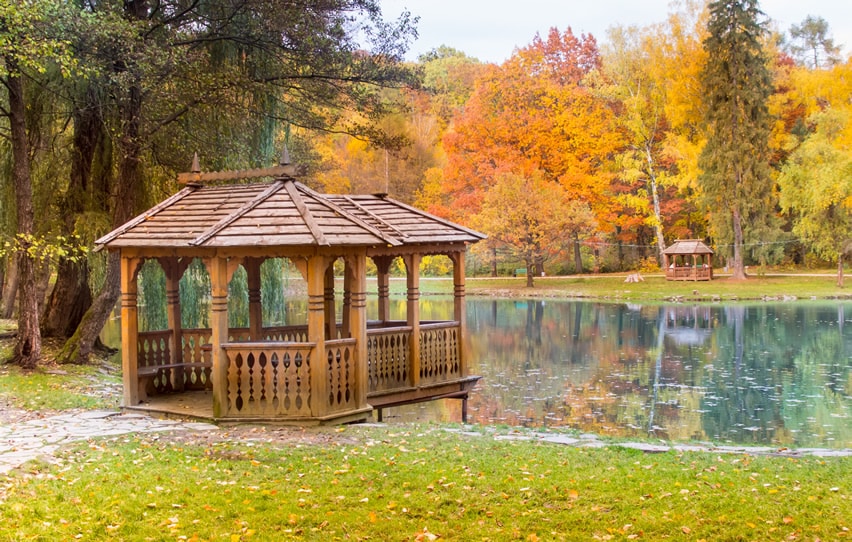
[96,177,485,250]
[662,239,714,256]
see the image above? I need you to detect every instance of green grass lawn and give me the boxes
[0,355,120,411]
[1,425,849,541]
[462,272,850,302]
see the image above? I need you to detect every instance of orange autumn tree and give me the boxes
[440,28,622,272]
[474,171,595,287]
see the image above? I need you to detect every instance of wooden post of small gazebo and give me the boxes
[245,257,263,341]
[120,256,142,406]
[207,255,230,418]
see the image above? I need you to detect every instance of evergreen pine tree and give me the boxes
[698,0,776,279]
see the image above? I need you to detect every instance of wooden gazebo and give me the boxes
[662,240,714,281]
[95,161,485,424]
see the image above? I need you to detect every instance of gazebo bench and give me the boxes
[137,362,212,401]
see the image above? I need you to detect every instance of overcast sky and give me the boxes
[380,0,851,64]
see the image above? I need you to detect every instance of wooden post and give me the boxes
[307,255,328,417]
[346,251,368,408]
[207,256,230,418]
[404,253,421,388]
[120,255,142,406]
[452,250,467,377]
[374,256,392,324]
[245,257,263,341]
[162,257,184,390]
[342,262,352,339]
[324,263,336,339]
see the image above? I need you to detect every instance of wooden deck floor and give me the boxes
[124,376,480,424]
[124,391,216,421]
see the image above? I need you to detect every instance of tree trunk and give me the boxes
[491,246,497,277]
[731,208,747,279]
[59,67,146,363]
[58,251,120,364]
[42,84,104,338]
[573,232,583,274]
[838,254,844,288]
[0,258,19,319]
[7,67,41,369]
[646,147,667,262]
[525,260,534,288]
[42,259,92,337]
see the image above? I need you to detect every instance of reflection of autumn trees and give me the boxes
[462,299,851,447]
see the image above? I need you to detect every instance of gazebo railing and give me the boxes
[666,266,713,281]
[419,322,461,385]
[366,326,412,393]
[137,319,466,417]
[326,338,357,413]
[222,342,314,418]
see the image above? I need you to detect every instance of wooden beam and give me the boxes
[177,164,306,184]
[284,180,329,246]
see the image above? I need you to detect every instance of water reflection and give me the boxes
[399,299,851,449]
[102,298,852,448]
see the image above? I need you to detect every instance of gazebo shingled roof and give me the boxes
[661,239,714,256]
[97,178,484,250]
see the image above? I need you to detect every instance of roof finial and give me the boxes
[191,152,201,173]
[279,145,291,166]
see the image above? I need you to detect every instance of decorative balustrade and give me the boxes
[138,330,172,368]
[138,319,466,418]
[366,326,411,393]
[223,342,314,418]
[326,338,357,412]
[666,266,712,281]
[419,322,461,385]
[263,325,309,342]
[137,330,175,394]
[181,329,213,390]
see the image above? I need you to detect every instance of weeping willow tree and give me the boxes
[55,0,416,365]
[137,260,167,332]
[228,266,249,329]
[261,258,288,326]
[180,258,211,330]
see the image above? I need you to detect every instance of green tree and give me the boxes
[786,15,842,70]
[698,0,776,279]
[56,0,417,365]
[778,109,852,287]
[0,0,79,368]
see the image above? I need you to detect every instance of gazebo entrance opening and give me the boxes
[99,163,484,424]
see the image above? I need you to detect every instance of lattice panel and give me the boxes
[366,330,410,392]
[225,345,312,418]
[327,340,356,410]
[420,325,460,385]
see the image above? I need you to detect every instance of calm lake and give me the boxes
[104,296,852,449]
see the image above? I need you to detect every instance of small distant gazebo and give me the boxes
[662,240,714,281]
